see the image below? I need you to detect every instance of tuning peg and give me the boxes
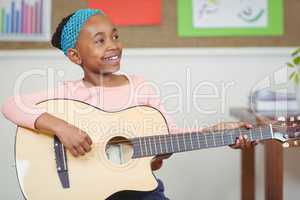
[277,116,286,121]
[294,141,299,146]
[282,142,290,148]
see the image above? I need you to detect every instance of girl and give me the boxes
[1,8,256,200]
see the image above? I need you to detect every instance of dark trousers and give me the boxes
[107,179,169,200]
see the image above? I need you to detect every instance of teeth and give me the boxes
[104,56,119,61]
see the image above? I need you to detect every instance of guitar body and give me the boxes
[15,99,169,200]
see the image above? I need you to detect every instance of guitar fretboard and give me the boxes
[131,125,273,158]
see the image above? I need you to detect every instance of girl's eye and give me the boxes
[95,38,105,44]
[113,35,119,40]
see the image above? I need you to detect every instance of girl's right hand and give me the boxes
[35,112,93,157]
[54,124,93,157]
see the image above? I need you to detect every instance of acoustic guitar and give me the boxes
[15,99,300,200]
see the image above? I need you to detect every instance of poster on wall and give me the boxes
[0,0,52,41]
[178,0,283,37]
[88,0,161,26]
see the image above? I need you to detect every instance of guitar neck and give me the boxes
[131,125,273,158]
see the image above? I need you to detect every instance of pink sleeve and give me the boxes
[132,75,185,134]
[1,84,68,130]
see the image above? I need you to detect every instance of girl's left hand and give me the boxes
[212,122,258,149]
[230,134,259,149]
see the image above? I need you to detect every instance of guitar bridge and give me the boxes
[54,136,70,188]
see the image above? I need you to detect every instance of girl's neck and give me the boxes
[83,72,128,87]
[83,72,115,87]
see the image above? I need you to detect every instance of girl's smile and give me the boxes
[102,51,122,66]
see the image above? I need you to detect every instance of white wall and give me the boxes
[0,48,300,200]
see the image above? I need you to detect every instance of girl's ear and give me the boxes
[66,48,82,65]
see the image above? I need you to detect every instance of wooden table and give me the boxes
[230,108,300,200]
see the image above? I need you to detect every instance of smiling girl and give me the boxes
[1,8,256,200]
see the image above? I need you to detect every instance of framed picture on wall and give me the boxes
[178,0,283,37]
[0,0,52,41]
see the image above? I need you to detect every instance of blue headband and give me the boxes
[60,9,104,55]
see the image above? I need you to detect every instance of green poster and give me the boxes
[178,0,283,37]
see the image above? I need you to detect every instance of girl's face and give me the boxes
[74,15,122,74]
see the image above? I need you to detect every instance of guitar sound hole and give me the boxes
[105,136,133,165]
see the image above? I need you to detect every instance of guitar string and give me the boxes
[63,124,297,147]
[94,129,276,144]
[105,132,270,156]
[92,124,294,145]
[102,126,299,146]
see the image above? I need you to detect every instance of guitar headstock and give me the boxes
[271,116,300,148]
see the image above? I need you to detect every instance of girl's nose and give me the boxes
[106,39,119,50]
